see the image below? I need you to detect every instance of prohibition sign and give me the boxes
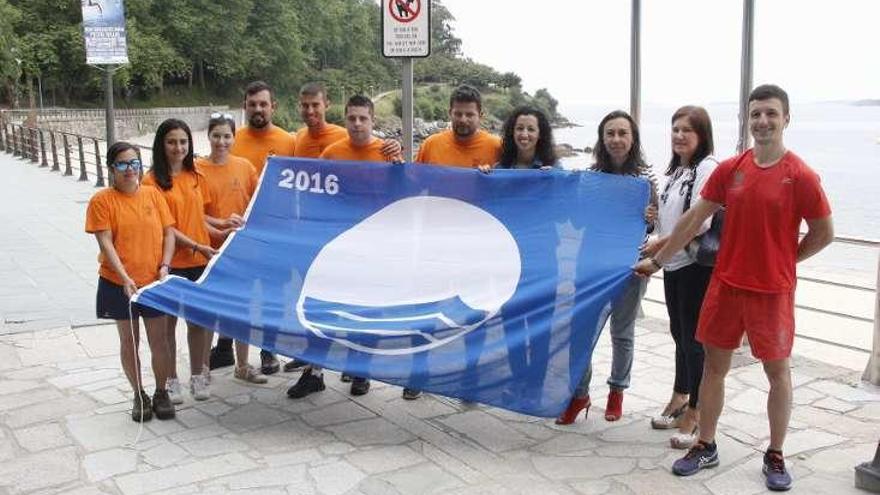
[389,0,421,23]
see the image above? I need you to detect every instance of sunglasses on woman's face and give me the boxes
[113,159,142,172]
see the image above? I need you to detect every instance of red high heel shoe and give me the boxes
[555,396,591,425]
[605,389,624,421]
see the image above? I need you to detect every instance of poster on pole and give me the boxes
[81,0,129,65]
[382,0,431,58]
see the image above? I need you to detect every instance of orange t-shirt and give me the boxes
[319,138,388,162]
[293,124,348,158]
[85,186,174,287]
[231,125,296,175]
[197,155,258,249]
[415,129,501,168]
[143,170,212,269]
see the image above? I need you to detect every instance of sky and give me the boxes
[438,0,879,107]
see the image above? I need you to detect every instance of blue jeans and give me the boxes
[574,274,648,398]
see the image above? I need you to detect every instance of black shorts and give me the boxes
[170,265,206,282]
[96,277,164,320]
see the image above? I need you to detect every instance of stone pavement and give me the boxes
[2,153,880,495]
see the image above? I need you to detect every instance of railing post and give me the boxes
[855,441,880,492]
[29,128,38,162]
[0,120,6,153]
[863,252,880,386]
[63,134,73,176]
[94,138,105,187]
[77,135,88,181]
[50,131,59,171]
[12,126,20,157]
[39,130,48,167]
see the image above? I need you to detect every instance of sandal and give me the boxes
[670,425,699,449]
[651,403,687,430]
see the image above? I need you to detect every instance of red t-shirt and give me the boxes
[701,150,831,293]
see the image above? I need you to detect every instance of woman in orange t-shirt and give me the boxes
[144,119,218,404]
[196,113,267,385]
[85,141,176,422]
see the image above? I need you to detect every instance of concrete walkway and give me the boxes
[1,152,879,495]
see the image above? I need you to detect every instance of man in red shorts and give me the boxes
[634,84,834,491]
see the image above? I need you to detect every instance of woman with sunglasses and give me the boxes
[196,112,267,384]
[557,110,658,425]
[85,141,177,422]
[143,119,218,404]
[642,106,718,448]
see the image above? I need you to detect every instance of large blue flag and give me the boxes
[136,157,649,417]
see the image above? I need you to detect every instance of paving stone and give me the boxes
[67,412,159,451]
[320,441,356,455]
[615,469,711,494]
[308,460,366,495]
[791,406,879,442]
[167,423,231,444]
[532,455,636,480]
[196,401,233,417]
[141,439,190,468]
[83,448,138,481]
[704,457,769,495]
[179,435,250,457]
[214,465,308,490]
[15,333,88,366]
[56,487,113,495]
[48,369,120,389]
[114,452,257,495]
[143,417,187,436]
[13,422,72,452]
[4,393,95,428]
[0,343,22,370]
[327,417,415,447]
[793,471,870,494]
[807,379,879,402]
[849,401,880,421]
[219,402,290,432]
[86,387,129,405]
[726,388,769,415]
[812,396,859,413]
[597,418,669,444]
[0,447,80,494]
[792,385,827,405]
[1,364,58,380]
[263,448,323,467]
[345,445,426,474]
[285,483,317,495]
[0,379,41,395]
[242,420,333,454]
[300,401,376,427]
[0,386,63,412]
[593,443,668,458]
[176,407,217,428]
[438,410,533,452]
[372,462,463,495]
[762,429,847,456]
[531,433,596,455]
[568,479,613,495]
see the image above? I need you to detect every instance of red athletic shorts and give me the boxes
[696,276,795,361]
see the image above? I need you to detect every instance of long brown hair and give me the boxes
[591,110,647,176]
[665,106,714,175]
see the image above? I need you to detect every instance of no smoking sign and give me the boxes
[382,0,431,57]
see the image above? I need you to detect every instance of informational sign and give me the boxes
[81,0,129,65]
[382,0,431,58]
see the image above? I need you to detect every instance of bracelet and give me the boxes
[649,257,663,270]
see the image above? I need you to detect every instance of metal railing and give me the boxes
[1,106,229,125]
[0,119,150,187]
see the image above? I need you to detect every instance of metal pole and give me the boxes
[629,0,641,125]
[104,66,116,145]
[402,58,414,162]
[737,0,755,154]
[38,75,43,111]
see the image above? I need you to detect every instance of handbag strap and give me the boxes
[682,157,718,212]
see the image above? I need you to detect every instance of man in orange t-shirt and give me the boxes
[635,85,833,489]
[293,82,401,159]
[286,96,401,398]
[217,81,294,375]
[415,84,501,168]
[230,81,296,175]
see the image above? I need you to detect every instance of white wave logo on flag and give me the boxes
[296,196,521,355]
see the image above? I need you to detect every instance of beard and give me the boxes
[249,113,269,129]
[453,123,476,138]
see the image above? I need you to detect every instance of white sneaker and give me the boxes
[201,367,211,385]
[190,374,210,401]
[166,377,184,404]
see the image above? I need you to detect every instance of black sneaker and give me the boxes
[209,346,235,370]
[283,358,309,372]
[131,390,153,423]
[260,351,280,375]
[672,441,719,476]
[350,377,370,396]
[152,388,176,420]
[287,369,325,399]
[402,388,422,400]
[340,373,353,383]
[763,450,793,491]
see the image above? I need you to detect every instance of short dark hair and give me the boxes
[748,84,789,115]
[344,95,374,116]
[151,119,195,191]
[498,106,557,168]
[300,82,328,100]
[245,80,274,100]
[449,84,482,112]
[208,114,236,135]
[591,110,647,175]
[665,105,714,175]
[106,141,139,167]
